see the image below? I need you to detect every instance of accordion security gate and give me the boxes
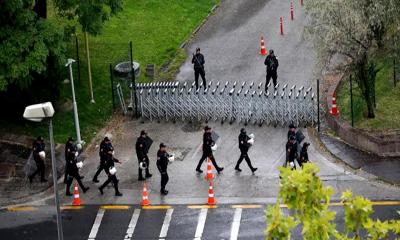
[135,81,318,127]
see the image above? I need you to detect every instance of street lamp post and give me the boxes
[23,102,64,240]
[65,59,83,147]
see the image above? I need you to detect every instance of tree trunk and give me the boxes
[354,54,377,119]
[84,31,95,103]
[33,0,47,18]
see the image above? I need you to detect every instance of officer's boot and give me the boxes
[114,180,123,196]
[66,177,73,196]
[138,168,145,181]
[145,168,152,178]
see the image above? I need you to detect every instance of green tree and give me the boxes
[54,0,123,103]
[305,0,399,118]
[265,163,400,239]
[0,0,65,91]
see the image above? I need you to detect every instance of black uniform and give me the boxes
[196,132,223,173]
[235,132,257,172]
[136,136,152,180]
[285,140,298,169]
[192,53,206,90]
[65,145,88,195]
[29,139,46,182]
[156,150,170,193]
[64,140,75,183]
[99,144,122,196]
[298,145,309,168]
[93,139,108,182]
[264,54,279,90]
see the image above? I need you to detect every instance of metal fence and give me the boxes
[134,80,318,127]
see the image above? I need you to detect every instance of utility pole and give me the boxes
[66,59,83,147]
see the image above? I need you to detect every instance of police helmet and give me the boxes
[240,128,246,134]
[139,161,147,170]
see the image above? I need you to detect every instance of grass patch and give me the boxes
[337,54,400,129]
[1,0,218,143]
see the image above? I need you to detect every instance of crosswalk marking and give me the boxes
[124,209,141,240]
[230,208,242,240]
[88,208,105,240]
[159,208,174,239]
[194,208,208,240]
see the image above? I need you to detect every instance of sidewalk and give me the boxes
[319,132,400,185]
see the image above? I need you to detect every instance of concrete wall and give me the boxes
[323,74,400,157]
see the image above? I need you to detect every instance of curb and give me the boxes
[307,127,400,188]
[179,3,220,49]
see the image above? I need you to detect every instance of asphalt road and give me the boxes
[1,203,399,240]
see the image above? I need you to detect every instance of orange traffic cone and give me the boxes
[72,183,82,206]
[260,35,267,55]
[205,158,214,181]
[207,180,216,205]
[141,182,151,206]
[330,93,340,116]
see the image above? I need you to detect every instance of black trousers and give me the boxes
[194,68,206,90]
[138,155,150,179]
[160,172,169,191]
[31,158,45,180]
[265,71,278,90]
[93,162,106,180]
[235,152,254,170]
[66,170,85,194]
[100,175,120,194]
[196,152,220,170]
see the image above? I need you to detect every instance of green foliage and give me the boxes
[0,0,65,90]
[266,163,400,239]
[336,53,400,129]
[278,163,334,220]
[54,0,123,35]
[341,190,373,236]
[265,201,297,240]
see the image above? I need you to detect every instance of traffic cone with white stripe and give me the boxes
[72,183,82,206]
[207,180,216,205]
[329,93,340,116]
[260,35,267,55]
[141,182,150,206]
[205,158,214,181]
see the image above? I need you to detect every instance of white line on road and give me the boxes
[194,208,208,240]
[159,208,174,239]
[88,208,105,240]
[124,209,141,240]
[230,208,242,240]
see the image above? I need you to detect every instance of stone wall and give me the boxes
[322,73,400,157]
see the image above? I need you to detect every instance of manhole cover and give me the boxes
[181,122,203,132]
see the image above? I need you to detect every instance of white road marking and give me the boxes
[88,208,105,240]
[230,208,242,240]
[191,143,203,160]
[159,208,174,239]
[194,208,208,240]
[124,209,141,240]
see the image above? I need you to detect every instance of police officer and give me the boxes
[98,142,123,196]
[196,126,224,173]
[157,143,171,195]
[264,49,279,91]
[235,128,257,173]
[66,144,89,196]
[92,136,110,183]
[285,136,298,169]
[64,137,75,184]
[298,142,310,168]
[136,130,153,181]
[192,47,206,90]
[29,136,47,183]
